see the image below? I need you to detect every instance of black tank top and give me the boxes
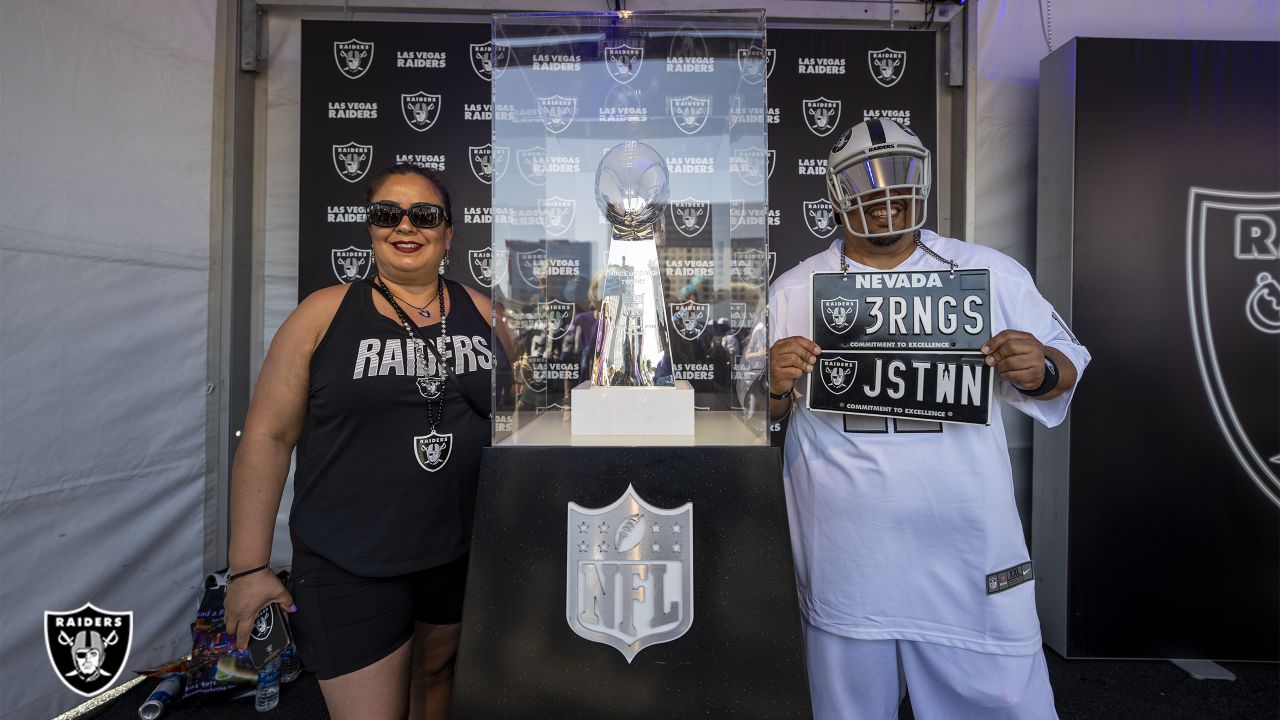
[291,279,502,576]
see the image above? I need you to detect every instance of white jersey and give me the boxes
[769,231,1090,656]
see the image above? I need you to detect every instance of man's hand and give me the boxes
[769,336,822,395]
[981,329,1046,391]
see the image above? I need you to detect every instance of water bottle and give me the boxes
[138,675,182,719]
[279,644,301,684]
[255,656,281,712]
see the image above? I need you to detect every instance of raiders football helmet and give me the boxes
[826,118,931,238]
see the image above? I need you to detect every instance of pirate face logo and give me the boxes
[604,43,644,84]
[334,39,373,79]
[517,147,547,186]
[803,97,842,137]
[469,144,509,185]
[670,96,711,135]
[400,92,441,132]
[819,356,858,395]
[332,142,373,183]
[671,301,710,340]
[669,198,710,238]
[820,296,859,335]
[1187,187,1280,506]
[45,604,133,697]
[539,197,576,237]
[804,199,838,238]
[567,484,694,662]
[539,299,574,340]
[537,95,577,134]
[732,146,768,186]
[517,248,549,288]
[413,430,452,472]
[470,41,510,81]
[417,373,445,400]
[868,48,907,88]
[331,246,373,283]
[469,248,509,288]
[737,45,775,84]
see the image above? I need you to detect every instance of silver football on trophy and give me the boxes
[595,140,670,230]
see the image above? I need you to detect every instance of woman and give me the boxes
[224,164,504,719]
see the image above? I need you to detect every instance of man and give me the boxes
[768,118,1089,719]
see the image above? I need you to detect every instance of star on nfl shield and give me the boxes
[567,485,693,663]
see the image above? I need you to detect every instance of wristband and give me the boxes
[1017,355,1060,397]
[769,386,795,401]
[227,563,271,583]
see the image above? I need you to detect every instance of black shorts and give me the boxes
[288,536,469,680]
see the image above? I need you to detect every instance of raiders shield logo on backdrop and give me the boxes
[468,248,509,288]
[805,199,838,238]
[45,604,133,697]
[737,45,776,84]
[537,95,577,134]
[669,198,710,238]
[821,297,859,334]
[468,144,509,185]
[540,197,576,237]
[517,248,548,288]
[1187,187,1280,505]
[670,96,711,135]
[567,485,694,663]
[334,39,373,79]
[868,47,907,88]
[819,356,858,395]
[671,302,711,341]
[469,41,509,81]
[539,300,575,340]
[803,97,842,137]
[331,246,373,283]
[517,147,547,186]
[413,430,452,472]
[332,142,372,183]
[604,43,644,84]
[400,92,441,132]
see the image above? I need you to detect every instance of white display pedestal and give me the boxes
[569,380,695,437]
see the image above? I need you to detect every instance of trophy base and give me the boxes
[570,380,695,436]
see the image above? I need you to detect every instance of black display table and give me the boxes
[453,444,811,719]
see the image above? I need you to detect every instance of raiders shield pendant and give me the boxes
[413,430,452,472]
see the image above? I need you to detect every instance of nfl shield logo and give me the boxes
[821,297,860,334]
[517,248,549,288]
[331,246,374,283]
[805,199,838,238]
[517,147,547,186]
[537,95,577,134]
[671,302,711,340]
[819,356,858,395]
[868,47,907,88]
[539,299,575,340]
[519,354,548,392]
[1187,187,1280,505]
[732,147,768,186]
[45,604,133,697]
[333,142,373,183]
[468,248,509,288]
[469,144,509,184]
[334,39,373,79]
[670,96,711,135]
[669,198,710,238]
[413,430,452,472]
[540,197,575,237]
[470,41,509,81]
[604,44,644,84]
[737,46,775,84]
[567,484,694,663]
[803,97,842,137]
[401,92,441,132]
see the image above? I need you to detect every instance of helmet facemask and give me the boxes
[827,140,930,241]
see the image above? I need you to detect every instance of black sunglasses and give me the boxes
[366,201,450,229]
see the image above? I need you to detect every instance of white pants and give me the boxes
[804,621,1059,720]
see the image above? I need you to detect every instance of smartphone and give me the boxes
[247,603,292,668]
